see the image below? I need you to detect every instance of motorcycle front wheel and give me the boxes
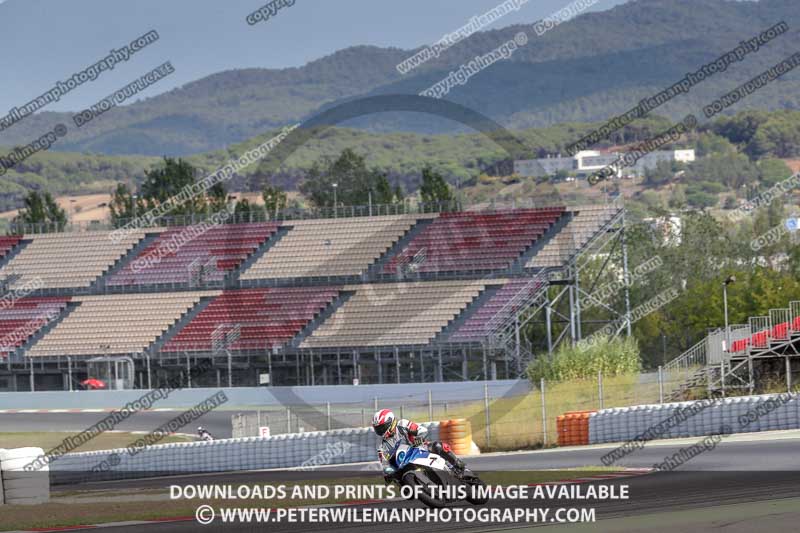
[402,471,446,508]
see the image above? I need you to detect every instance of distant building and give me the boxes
[514,149,695,179]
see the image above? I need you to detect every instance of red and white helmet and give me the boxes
[372,409,397,437]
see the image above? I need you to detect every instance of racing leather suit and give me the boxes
[377,418,464,481]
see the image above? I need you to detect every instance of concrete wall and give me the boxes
[0,380,530,410]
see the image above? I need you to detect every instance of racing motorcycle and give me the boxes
[387,442,488,508]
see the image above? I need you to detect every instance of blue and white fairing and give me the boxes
[391,443,450,472]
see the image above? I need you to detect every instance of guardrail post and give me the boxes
[540,378,547,447]
[658,366,664,403]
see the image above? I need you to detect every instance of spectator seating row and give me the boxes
[0,236,23,262]
[527,205,619,268]
[239,215,420,280]
[0,297,70,358]
[106,223,278,287]
[0,231,146,290]
[383,208,565,274]
[25,292,219,357]
[162,287,341,352]
[730,315,800,353]
[446,279,542,343]
[300,280,486,348]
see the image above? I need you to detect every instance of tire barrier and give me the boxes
[588,392,800,445]
[556,411,596,446]
[0,447,50,505]
[49,423,440,485]
[438,419,473,456]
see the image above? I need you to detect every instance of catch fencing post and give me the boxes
[540,378,547,447]
[428,390,433,422]
[286,407,291,434]
[484,382,491,449]
[361,408,366,427]
[373,397,378,411]
[658,366,664,404]
[401,405,405,419]
[326,402,331,431]
[787,357,792,393]
[597,371,604,409]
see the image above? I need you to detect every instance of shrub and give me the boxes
[526,335,641,383]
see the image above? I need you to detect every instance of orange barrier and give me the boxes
[438,418,472,455]
[556,410,596,446]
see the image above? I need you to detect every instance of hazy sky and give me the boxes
[0,0,629,112]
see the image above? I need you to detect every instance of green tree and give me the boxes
[207,182,228,213]
[262,184,288,217]
[15,190,67,230]
[109,183,144,227]
[140,157,206,216]
[233,198,265,222]
[419,166,453,205]
[299,148,393,208]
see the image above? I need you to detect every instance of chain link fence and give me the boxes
[231,372,663,451]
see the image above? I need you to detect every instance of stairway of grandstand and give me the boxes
[0,204,622,385]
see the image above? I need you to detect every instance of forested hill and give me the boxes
[1,0,799,156]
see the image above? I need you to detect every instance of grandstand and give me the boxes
[0,202,629,391]
[666,299,800,400]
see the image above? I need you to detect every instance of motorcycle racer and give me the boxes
[372,408,464,482]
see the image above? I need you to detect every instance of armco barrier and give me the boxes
[587,392,800,445]
[50,423,440,485]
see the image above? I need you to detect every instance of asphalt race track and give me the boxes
[35,432,800,533]
[0,410,239,438]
